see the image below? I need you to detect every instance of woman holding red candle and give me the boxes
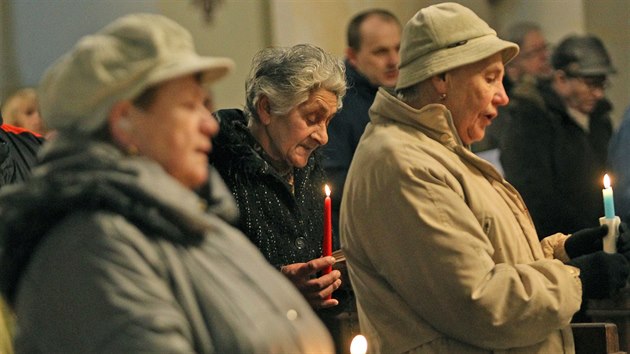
[210,44,347,311]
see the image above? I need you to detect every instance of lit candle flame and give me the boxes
[325,184,331,197]
[350,335,367,354]
[604,174,611,189]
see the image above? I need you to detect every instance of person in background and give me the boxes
[502,22,552,96]
[0,113,43,189]
[1,88,47,136]
[0,113,44,354]
[340,3,629,353]
[0,14,334,353]
[321,9,401,243]
[473,21,552,153]
[608,104,630,222]
[209,43,348,351]
[500,34,615,238]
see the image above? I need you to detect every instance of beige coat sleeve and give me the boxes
[540,232,571,263]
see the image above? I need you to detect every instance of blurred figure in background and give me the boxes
[1,88,47,136]
[502,22,552,95]
[0,112,43,354]
[321,9,401,244]
[473,21,551,153]
[608,104,630,222]
[0,113,43,189]
[501,34,616,238]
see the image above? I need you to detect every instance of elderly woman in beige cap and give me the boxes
[0,14,334,354]
[341,3,630,354]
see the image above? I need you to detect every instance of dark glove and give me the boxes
[617,222,630,259]
[567,251,629,299]
[564,225,608,258]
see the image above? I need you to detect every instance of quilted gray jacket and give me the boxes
[0,136,333,353]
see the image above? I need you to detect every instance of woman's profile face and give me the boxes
[264,88,338,168]
[128,75,218,189]
[443,53,509,145]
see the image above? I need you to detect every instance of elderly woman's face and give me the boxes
[128,75,218,189]
[443,53,509,145]
[264,88,338,168]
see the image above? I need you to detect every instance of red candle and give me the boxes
[323,184,332,275]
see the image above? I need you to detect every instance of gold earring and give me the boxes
[127,144,138,156]
[440,93,447,101]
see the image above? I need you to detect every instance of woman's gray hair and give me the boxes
[396,83,423,107]
[244,44,346,122]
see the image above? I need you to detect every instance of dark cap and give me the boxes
[552,34,615,76]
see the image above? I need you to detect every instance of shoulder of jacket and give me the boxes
[511,76,546,109]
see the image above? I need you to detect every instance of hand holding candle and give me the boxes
[600,174,621,253]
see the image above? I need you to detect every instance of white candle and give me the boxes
[600,174,620,253]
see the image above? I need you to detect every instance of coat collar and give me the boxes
[345,59,379,95]
[370,87,503,181]
[370,87,464,148]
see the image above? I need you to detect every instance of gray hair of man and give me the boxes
[501,22,542,47]
[244,44,346,123]
[396,81,423,107]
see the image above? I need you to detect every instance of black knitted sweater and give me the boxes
[210,109,327,268]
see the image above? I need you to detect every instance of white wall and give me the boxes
[157,0,269,110]
[12,0,159,86]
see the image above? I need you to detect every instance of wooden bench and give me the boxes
[572,323,624,354]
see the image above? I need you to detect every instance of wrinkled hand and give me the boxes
[281,256,342,310]
[565,225,608,259]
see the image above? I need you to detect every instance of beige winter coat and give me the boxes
[340,88,581,354]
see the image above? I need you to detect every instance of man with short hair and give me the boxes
[501,34,616,240]
[322,9,401,244]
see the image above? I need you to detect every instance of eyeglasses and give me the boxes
[569,75,611,90]
[520,43,549,59]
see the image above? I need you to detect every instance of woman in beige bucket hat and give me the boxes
[0,13,334,353]
[340,3,630,353]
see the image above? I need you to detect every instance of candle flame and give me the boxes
[325,184,331,197]
[350,335,367,354]
[604,174,611,189]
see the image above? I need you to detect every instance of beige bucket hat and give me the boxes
[396,2,519,90]
[39,13,235,133]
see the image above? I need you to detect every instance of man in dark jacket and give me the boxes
[0,113,44,189]
[500,35,616,238]
[321,9,401,244]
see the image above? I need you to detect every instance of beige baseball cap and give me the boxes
[39,13,235,133]
[396,2,519,90]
